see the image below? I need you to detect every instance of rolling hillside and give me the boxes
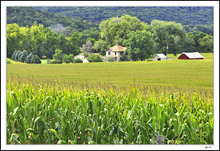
[34,7,213,26]
[7,7,97,31]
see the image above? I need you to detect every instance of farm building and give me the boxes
[153,54,167,61]
[105,44,126,61]
[178,52,204,60]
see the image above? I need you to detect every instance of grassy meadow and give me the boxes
[8,53,213,87]
[6,53,213,144]
[7,58,25,64]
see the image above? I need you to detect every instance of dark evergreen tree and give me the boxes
[48,47,54,59]
[19,50,28,62]
[14,51,22,61]
[36,44,42,58]
[11,50,18,60]
[26,53,34,63]
[31,55,41,64]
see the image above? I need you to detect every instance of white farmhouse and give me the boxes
[105,44,126,61]
[153,54,167,61]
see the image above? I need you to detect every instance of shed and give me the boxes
[153,54,167,61]
[178,52,204,60]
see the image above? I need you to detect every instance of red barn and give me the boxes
[178,52,204,60]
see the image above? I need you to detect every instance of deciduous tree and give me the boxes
[124,30,155,61]
[7,23,20,58]
[150,20,186,55]
[53,49,63,63]
[99,15,149,46]
[198,35,213,52]
[67,32,81,55]
[182,32,196,52]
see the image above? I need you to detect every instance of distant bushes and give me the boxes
[68,54,75,63]
[53,49,63,63]
[74,58,83,63]
[62,54,75,63]
[48,58,82,64]
[88,54,103,62]
[62,54,69,63]
[48,52,82,64]
[51,49,76,64]
[49,60,61,64]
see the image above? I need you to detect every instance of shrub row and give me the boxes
[11,50,41,64]
[48,58,83,64]
[62,54,75,63]
[88,54,103,62]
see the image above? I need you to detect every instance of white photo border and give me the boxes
[1,1,219,150]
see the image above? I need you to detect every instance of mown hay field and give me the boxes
[6,53,213,144]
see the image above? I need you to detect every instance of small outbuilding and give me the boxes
[178,52,204,60]
[153,54,167,61]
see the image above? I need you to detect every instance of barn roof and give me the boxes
[107,44,127,52]
[154,54,167,58]
[181,52,204,59]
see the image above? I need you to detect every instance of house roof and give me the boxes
[107,44,127,52]
[181,52,204,59]
[154,54,167,58]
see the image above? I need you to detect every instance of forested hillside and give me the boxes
[7,7,97,32]
[7,7,213,36]
[33,7,213,26]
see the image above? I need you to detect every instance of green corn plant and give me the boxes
[6,80,213,144]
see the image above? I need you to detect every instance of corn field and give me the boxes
[7,79,213,144]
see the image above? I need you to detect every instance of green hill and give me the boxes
[7,7,97,31]
[33,7,213,26]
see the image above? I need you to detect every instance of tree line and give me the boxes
[7,15,213,62]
